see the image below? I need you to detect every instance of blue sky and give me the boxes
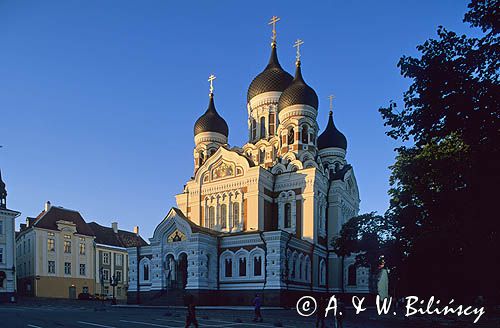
[0,0,473,239]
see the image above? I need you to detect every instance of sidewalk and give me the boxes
[113,304,285,310]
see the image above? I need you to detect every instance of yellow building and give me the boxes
[16,202,95,299]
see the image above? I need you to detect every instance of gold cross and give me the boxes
[293,39,304,62]
[328,94,335,112]
[268,16,281,43]
[208,74,216,94]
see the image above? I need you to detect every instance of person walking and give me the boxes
[252,293,263,322]
[184,294,199,328]
[315,296,328,328]
[336,300,345,328]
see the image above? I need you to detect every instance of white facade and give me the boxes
[0,207,20,299]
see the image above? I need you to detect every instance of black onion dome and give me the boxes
[194,93,229,137]
[247,43,293,102]
[278,62,318,111]
[317,112,347,150]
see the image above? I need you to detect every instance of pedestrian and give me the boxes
[184,294,198,328]
[315,295,328,328]
[252,293,263,322]
[336,300,345,328]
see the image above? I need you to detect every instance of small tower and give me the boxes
[0,169,6,209]
[317,98,348,176]
[247,16,293,144]
[277,39,319,163]
[193,75,229,173]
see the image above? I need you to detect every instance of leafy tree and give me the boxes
[331,213,398,293]
[379,0,499,299]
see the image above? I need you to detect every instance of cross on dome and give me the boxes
[268,16,281,44]
[208,74,216,95]
[328,94,336,114]
[293,39,304,63]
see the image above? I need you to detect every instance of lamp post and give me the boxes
[99,267,105,306]
[110,274,119,305]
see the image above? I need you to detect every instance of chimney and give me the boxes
[112,222,118,234]
[45,201,51,212]
[133,226,139,235]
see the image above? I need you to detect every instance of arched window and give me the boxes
[272,146,277,160]
[320,259,326,285]
[305,256,310,282]
[225,258,232,277]
[299,259,303,280]
[232,202,239,228]
[253,256,262,276]
[251,119,257,140]
[348,265,357,286]
[239,257,247,276]
[220,204,227,229]
[284,203,292,229]
[140,259,150,282]
[291,255,296,279]
[259,148,265,164]
[260,117,266,139]
[302,125,309,143]
[208,206,215,229]
[288,128,295,145]
[269,113,275,136]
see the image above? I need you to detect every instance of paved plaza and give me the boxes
[0,300,498,328]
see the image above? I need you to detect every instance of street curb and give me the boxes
[112,305,285,310]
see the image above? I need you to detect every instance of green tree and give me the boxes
[379,0,499,298]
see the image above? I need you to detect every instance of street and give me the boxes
[0,301,498,328]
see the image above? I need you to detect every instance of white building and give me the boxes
[0,169,21,301]
[128,23,370,306]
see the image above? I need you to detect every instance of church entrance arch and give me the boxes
[177,252,188,289]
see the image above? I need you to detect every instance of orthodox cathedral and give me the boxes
[127,18,369,306]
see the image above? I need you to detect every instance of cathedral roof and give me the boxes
[247,43,293,102]
[317,111,347,150]
[194,93,229,137]
[277,61,318,111]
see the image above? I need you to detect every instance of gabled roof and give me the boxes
[170,207,219,236]
[88,222,148,248]
[33,206,95,236]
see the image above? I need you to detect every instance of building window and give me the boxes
[251,118,257,140]
[288,128,295,145]
[224,258,232,277]
[208,206,215,229]
[79,242,85,255]
[320,259,326,286]
[220,204,227,229]
[116,254,123,266]
[79,264,86,276]
[104,286,109,296]
[259,148,265,164]
[115,270,122,283]
[102,269,109,281]
[0,220,3,235]
[284,203,292,229]
[269,113,275,136]
[82,286,89,294]
[64,240,71,253]
[348,265,357,286]
[48,261,55,274]
[253,256,262,276]
[143,264,149,281]
[260,116,266,139]
[0,247,3,263]
[302,125,309,143]
[103,252,110,265]
[232,202,239,228]
[47,239,55,252]
[64,262,71,275]
[239,257,247,277]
